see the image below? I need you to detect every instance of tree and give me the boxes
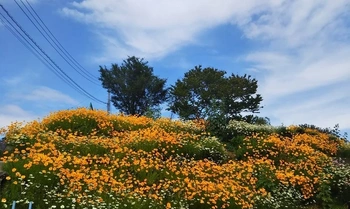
[241,115,270,125]
[168,65,263,121]
[168,66,226,120]
[144,106,162,120]
[220,74,263,119]
[99,56,167,115]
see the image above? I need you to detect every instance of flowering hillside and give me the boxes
[0,108,349,209]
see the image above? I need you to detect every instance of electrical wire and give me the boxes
[24,0,98,81]
[22,0,99,82]
[0,4,106,104]
[0,11,79,93]
[14,0,100,85]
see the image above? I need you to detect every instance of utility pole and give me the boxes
[107,90,111,114]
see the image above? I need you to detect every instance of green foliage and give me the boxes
[57,141,111,157]
[127,140,161,153]
[226,120,275,136]
[127,136,227,164]
[274,126,293,138]
[194,136,228,163]
[99,56,168,115]
[207,117,275,144]
[254,163,278,192]
[168,66,226,120]
[241,115,270,125]
[144,106,162,120]
[45,114,99,136]
[1,162,63,209]
[254,184,305,209]
[220,74,262,118]
[298,124,348,141]
[315,179,333,208]
[168,65,263,121]
[111,118,152,132]
[327,159,350,204]
[205,114,229,141]
[153,119,204,135]
[337,142,350,159]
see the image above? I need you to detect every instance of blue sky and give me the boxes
[1,0,350,134]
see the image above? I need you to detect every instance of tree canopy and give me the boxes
[99,56,167,115]
[168,65,263,120]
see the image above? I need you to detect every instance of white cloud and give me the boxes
[0,105,38,128]
[245,52,293,72]
[22,86,79,105]
[0,0,38,5]
[265,93,350,129]
[0,86,79,128]
[241,1,350,130]
[1,71,40,87]
[61,0,282,61]
[2,76,24,86]
[241,0,350,47]
[248,46,350,102]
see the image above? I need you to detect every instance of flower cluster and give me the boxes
[0,108,348,209]
[226,120,275,136]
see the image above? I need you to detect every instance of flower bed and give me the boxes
[0,108,349,209]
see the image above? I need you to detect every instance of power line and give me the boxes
[0,9,97,103]
[14,0,100,85]
[22,0,99,82]
[0,11,80,93]
[0,4,106,104]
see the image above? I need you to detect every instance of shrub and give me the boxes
[327,159,350,205]
[226,120,275,136]
[337,142,350,159]
[195,136,228,163]
[254,184,305,209]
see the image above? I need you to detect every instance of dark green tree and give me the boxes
[221,74,263,119]
[99,56,167,115]
[168,65,263,121]
[242,115,270,125]
[168,66,226,120]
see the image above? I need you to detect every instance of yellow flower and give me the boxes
[166,202,171,209]
[5,176,11,180]
[12,168,17,172]
[1,198,6,203]
[13,181,18,185]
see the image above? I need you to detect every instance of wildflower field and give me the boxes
[0,108,349,209]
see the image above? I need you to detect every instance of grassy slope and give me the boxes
[0,108,349,209]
